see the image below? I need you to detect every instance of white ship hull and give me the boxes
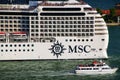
[75,68,118,75]
[0,36,108,60]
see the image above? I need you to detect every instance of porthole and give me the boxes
[82,39,84,42]
[74,39,76,42]
[32,49,34,52]
[6,50,8,52]
[65,39,68,42]
[91,39,93,41]
[10,44,12,47]
[99,48,102,51]
[69,39,72,42]
[14,49,17,52]
[14,44,17,47]
[31,44,34,47]
[78,39,80,42]
[27,49,30,52]
[101,39,105,41]
[23,49,25,52]
[19,49,21,52]
[10,50,12,52]
[19,44,21,47]
[1,50,3,52]
[1,45,3,47]
[86,39,89,41]
[23,44,25,47]
[27,44,30,47]
[5,45,8,47]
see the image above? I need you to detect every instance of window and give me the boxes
[19,49,21,52]
[27,44,30,47]
[74,39,76,42]
[53,33,56,36]
[19,44,21,47]
[31,44,34,47]
[65,33,68,36]
[10,44,12,47]
[102,39,105,41]
[90,25,94,28]
[23,44,25,47]
[65,39,68,42]
[99,48,102,51]
[49,33,52,36]
[14,49,17,52]
[14,44,17,47]
[69,39,72,42]
[78,39,80,41]
[91,39,93,41]
[86,39,89,41]
[86,33,89,36]
[57,34,60,36]
[90,33,94,36]
[90,29,94,32]
[82,39,84,42]
[23,49,25,52]
[1,50,3,52]
[5,45,8,47]
[10,50,12,52]
[6,50,8,52]
[27,49,30,52]
[1,45,3,47]
[82,33,85,36]
[74,33,77,36]
[93,68,99,70]
[32,49,34,52]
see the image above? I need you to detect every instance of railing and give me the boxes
[39,1,87,6]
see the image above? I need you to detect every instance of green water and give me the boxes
[0,26,120,80]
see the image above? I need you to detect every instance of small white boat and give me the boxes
[75,61,118,75]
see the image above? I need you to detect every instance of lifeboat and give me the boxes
[11,32,26,35]
[10,32,28,40]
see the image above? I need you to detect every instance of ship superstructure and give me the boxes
[0,0,108,60]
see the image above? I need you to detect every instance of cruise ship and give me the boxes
[0,0,109,60]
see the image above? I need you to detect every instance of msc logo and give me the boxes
[68,45,91,53]
[49,41,94,58]
[49,41,66,58]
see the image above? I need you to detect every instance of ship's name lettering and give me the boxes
[68,45,91,53]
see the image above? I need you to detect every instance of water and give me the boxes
[0,26,120,80]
